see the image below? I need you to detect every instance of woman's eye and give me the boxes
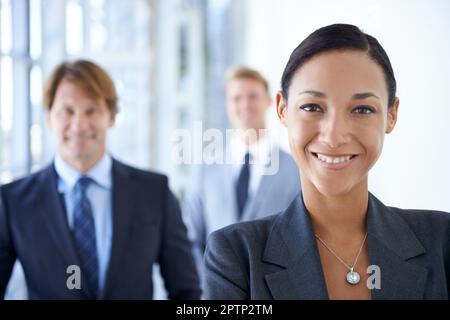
[353,106,375,114]
[299,103,322,112]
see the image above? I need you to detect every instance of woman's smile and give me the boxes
[310,151,359,170]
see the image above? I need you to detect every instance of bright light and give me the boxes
[30,65,42,106]
[30,124,43,162]
[65,0,84,54]
[29,0,42,59]
[0,0,12,54]
[0,56,13,133]
[90,0,107,50]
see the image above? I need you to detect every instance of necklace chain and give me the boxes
[314,232,368,272]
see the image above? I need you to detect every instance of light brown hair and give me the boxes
[43,60,118,114]
[225,66,269,93]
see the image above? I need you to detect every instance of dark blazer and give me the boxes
[204,193,450,299]
[0,160,201,299]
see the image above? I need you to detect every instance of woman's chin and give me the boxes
[313,181,356,198]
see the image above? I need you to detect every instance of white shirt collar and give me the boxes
[54,153,112,192]
[230,133,272,165]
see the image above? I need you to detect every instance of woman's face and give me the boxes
[277,50,399,197]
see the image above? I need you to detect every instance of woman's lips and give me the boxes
[310,152,358,169]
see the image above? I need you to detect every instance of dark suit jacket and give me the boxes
[0,159,201,299]
[204,193,450,299]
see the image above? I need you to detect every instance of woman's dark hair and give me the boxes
[281,24,396,107]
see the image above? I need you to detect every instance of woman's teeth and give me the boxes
[316,153,353,164]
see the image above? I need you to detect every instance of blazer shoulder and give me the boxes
[0,165,51,197]
[389,206,450,224]
[388,206,450,242]
[277,147,293,160]
[208,213,280,252]
[113,159,168,186]
[277,148,298,172]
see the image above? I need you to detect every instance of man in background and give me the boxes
[183,67,300,286]
[0,60,200,299]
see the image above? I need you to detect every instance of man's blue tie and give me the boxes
[73,176,99,298]
[236,152,250,220]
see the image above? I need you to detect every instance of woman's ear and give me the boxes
[386,97,399,134]
[276,91,288,127]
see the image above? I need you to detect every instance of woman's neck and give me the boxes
[302,178,369,240]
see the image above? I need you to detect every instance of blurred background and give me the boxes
[1,0,450,261]
[1,0,450,211]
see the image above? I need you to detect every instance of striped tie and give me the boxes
[73,176,99,298]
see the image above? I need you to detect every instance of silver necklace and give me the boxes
[314,232,368,285]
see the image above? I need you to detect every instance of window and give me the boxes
[0,0,33,183]
[0,0,160,183]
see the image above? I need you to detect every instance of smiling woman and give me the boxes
[203,24,450,300]
[279,49,397,200]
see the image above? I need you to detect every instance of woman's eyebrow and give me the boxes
[352,92,379,100]
[298,90,326,98]
[298,91,380,100]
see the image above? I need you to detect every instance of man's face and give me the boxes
[46,79,115,169]
[226,78,271,131]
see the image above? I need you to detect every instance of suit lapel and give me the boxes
[263,195,328,299]
[263,192,429,300]
[220,163,239,225]
[242,169,279,221]
[36,165,77,261]
[35,164,93,298]
[241,147,276,221]
[241,147,286,221]
[368,235,427,299]
[366,194,428,299]
[242,173,274,221]
[101,160,136,298]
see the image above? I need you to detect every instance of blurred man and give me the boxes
[183,67,300,285]
[0,60,200,299]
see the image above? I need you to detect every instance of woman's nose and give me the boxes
[318,112,351,149]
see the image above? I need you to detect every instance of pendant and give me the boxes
[346,269,360,285]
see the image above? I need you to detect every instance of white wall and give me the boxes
[241,0,450,211]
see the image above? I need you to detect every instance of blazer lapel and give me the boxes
[366,193,428,300]
[263,195,328,299]
[242,173,270,221]
[101,160,136,298]
[242,148,278,221]
[35,164,93,298]
[223,164,238,224]
[35,165,78,261]
[262,192,428,300]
